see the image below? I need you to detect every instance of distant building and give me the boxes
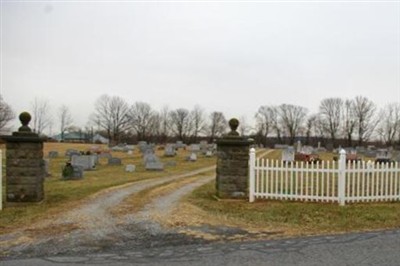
[92,133,109,144]
[53,132,89,143]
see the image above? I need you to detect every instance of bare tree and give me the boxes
[169,108,191,141]
[208,111,227,141]
[255,105,273,140]
[158,106,171,143]
[190,105,206,142]
[58,105,73,141]
[319,98,343,146]
[353,96,378,145]
[238,115,250,136]
[269,106,283,143]
[342,99,357,146]
[376,103,400,146]
[279,104,308,144]
[127,102,154,141]
[305,114,317,145]
[0,95,15,132]
[31,98,52,135]
[91,94,130,145]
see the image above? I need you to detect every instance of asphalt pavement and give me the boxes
[2,229,400,266]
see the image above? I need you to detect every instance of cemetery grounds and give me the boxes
[1,143,400,258]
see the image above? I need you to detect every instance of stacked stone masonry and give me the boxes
[6,141,45,202]
[216,139,253,199]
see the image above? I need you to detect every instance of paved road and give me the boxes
[2,229,400,266]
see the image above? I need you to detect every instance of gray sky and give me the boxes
[1,0,399,131]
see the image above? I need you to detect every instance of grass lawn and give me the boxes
[188,181,400,237]
[186,149,400,237]
[0,142,216,234]
[2,145,399,238]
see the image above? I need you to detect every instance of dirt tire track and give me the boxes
[0,166,215,258]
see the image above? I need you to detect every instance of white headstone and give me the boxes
[125,164,136,172]
[189,152,197,161]
[282,147,295,162]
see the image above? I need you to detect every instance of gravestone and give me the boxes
[145,162,164,171]
[282,147,295,162]
[356,146,366,155]
[62,163,84,180]
[2,112,46,203]
[376,149,391,159]
[71,155,96,170]
[108,157,122,165]
[326,143,334,152]
[205,150,213,157]
[138,141,148,153]
[48,151,59,158]
[216,118,254,199]
[98,152,112,159]
[125,164,136,172]
[127,150,133,155]
[111,145,125,152]
[164,145,176,157]
[143,152,164,170]
[65,149,80,157]
[189,152,197,161]
[200,141,208,154]
[190,144,201,153]
[125,145,135,151]
[296,141,302,153]
[175,141,186,149]
[301,146,314,155]
[143,152,159,164]
[365,150,377,158]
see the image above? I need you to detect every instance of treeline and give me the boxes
[0,94,399,148]
[254,96,400,147]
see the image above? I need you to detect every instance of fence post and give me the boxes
[249,148,256,203]
[338,149,346,206]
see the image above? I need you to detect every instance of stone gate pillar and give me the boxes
[3,112,45,203]
[216,118,254,199]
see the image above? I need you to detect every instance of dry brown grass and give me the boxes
[0,142,216,234]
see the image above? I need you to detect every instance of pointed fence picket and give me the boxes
[249,148,400,206]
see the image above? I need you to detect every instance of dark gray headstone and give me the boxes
[108,157,122,165]
[164,145,176,157]
[143,152,160,164]
[145,162,164,171]
[62,165,84,180]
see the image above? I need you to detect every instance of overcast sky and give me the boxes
[1,0,399,132]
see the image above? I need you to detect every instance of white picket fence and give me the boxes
[249,148,400,206]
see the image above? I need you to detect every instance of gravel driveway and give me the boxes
[0,166,216,259]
